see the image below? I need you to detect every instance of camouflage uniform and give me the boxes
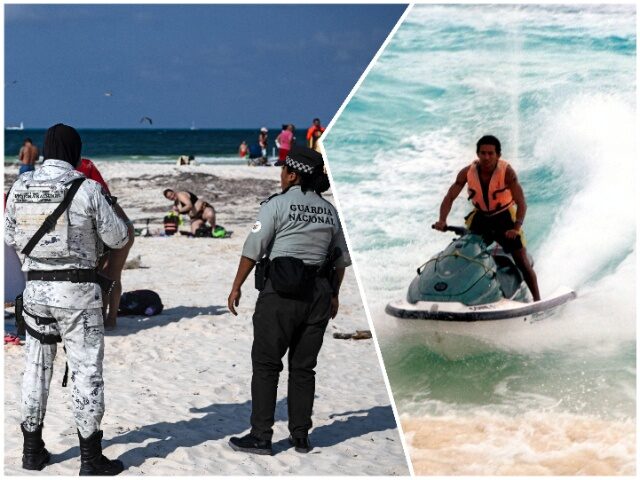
[5,159,129,437]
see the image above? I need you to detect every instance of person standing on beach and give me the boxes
[310,128,323,154]
[275,124,294,164]
[306,118,325,148]
[5,124,129,475]
[18,138,39,175]
[258,127,269,158]
[227,145,351,455]
[77,158,135,330]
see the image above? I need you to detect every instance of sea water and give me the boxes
[4,128,281,165]
[324,4,635,474]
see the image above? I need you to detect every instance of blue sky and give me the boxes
[4,4,406,129]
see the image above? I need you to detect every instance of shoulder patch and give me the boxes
[251,221,262,233]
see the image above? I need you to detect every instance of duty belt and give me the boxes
[27,269,97,283]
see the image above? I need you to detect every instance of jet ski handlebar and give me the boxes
[431,224,468,236]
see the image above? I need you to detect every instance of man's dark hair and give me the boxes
[476,135,501,155]
[163,188,174,197]
[313,118,320,124]
[24,138,33,144]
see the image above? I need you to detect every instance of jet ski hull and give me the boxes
[386,287,576,360]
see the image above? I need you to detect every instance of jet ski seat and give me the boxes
[493,254,522,299]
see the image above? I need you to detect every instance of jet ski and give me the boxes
[385,226,576,359]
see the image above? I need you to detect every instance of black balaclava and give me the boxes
[43,123,82,167]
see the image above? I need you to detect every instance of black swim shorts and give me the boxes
[465,207,525,254]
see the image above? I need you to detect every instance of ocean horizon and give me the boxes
[4,127,305,164]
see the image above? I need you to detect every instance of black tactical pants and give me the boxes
[250,277,332,441]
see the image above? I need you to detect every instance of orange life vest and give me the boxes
[466,159,514,215]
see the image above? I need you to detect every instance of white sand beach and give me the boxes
[3,162,409,475]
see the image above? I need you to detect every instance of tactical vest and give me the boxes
[13,170,97,260]
[467,160,514,215]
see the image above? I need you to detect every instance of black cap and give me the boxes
[285,145,323,175]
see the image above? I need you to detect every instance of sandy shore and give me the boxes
[3,162,409,475]
[403,413,635,475]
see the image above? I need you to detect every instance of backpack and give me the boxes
[119,290,164,316]
[163,213,180,235]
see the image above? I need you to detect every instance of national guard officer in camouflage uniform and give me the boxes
[227,145,351,455]
[4,124,129,475]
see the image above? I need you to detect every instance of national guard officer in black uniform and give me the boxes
[227,145,351,455]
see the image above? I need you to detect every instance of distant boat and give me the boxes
[6,121,24,131]
[190,121,197,131]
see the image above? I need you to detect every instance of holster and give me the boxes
[255,258,270,291]
[318,247,342,296]
[15,293,26,336]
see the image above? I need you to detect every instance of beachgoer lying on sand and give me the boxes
[163,188,216,235]
[177,155,194,166]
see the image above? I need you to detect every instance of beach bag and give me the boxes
[194,225,213,237]
[212,225,227,238]
[164,213,179,235]
[119,290,164,316]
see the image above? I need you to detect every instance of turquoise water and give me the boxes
[324,4,635,471]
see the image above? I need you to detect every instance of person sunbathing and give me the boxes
[163,188,216,235]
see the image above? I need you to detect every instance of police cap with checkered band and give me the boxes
[284,145,324,176]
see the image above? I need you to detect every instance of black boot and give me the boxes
[78,430,124,476]
[288,435,312,453]
[21,423,50,471]
[228,433,272,455]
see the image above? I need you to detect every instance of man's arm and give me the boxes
[433,167,468,231]
[505,166,527,237]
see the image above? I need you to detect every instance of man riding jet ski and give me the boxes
[386,135,575,323]
[433,135,540,301]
